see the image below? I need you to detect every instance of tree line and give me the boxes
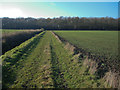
[1,17,119,30]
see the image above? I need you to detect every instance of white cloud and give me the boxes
[0,7,27,18]
[49,3,56,6]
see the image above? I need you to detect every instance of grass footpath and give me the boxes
[2,32,54,88]
[50,31,105,88]
[2,31,105,88]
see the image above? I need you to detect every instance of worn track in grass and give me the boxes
[2,31,105,88]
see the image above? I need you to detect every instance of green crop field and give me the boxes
[2,29,22,33]
[1,31,119,88]
[2,29,41,34]
[54,31,119,70]
[54,31,118,57]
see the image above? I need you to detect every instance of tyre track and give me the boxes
[50,40,67,88]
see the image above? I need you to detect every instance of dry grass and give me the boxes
[2,30,42,54]
[104,71,120,88]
